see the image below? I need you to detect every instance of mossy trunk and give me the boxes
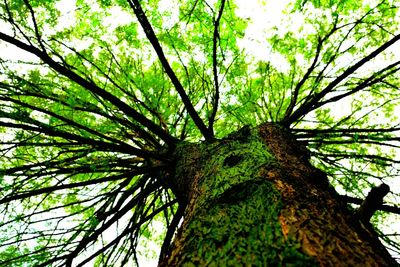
[160,123,396,266]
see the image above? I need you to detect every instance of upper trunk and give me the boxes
[160,123,396,266]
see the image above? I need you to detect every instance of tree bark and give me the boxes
[160,123,397,266]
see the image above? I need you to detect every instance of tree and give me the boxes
[0,0,399,265]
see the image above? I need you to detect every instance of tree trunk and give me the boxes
[160,123,396,266]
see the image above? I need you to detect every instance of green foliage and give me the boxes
[0,0,399,265]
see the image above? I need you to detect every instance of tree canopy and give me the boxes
[0,0,399,265]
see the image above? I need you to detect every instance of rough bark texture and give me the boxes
[160,123,396,266]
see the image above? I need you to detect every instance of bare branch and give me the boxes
[339,194,400,215]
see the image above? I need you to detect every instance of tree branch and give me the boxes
[126,0,213,141]
[285,33,400,125]
[159,203,185,264]
[64,180,160,267]
[0,167,164,205]
[339,194,400,215]
[208,0,226,134]
[292,126,400,137]
[22,0,46,51]
[0,31,176,145]
[283,20,339,123]
[314,61,400,109]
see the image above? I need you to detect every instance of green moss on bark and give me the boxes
[178,181,317,266]
[167,127,317,266]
